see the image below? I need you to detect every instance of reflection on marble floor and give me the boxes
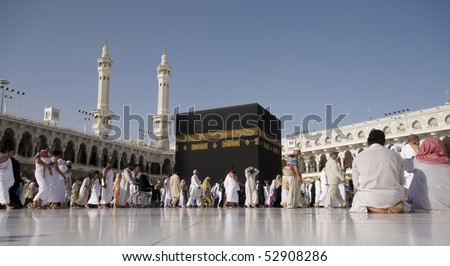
[0,208,449,246]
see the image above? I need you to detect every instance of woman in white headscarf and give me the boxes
[269,179,276,207]
[163,177,172,207]
[179,179,188,207]
[87,171,101,208]
[100,162,114,208]
[76,175,92,207]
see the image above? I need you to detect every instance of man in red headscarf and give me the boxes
[407,137,450,212]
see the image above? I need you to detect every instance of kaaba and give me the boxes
[175,103,281,184]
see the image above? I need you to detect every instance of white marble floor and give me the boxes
[1,208,449,246]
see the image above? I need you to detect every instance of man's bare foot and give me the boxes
[33,201,45,209]
[387,201,404,214]
[367,206,389,213]
[50,203,60,209]
[6,204,15,210]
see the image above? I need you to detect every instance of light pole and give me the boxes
[15,90,25,115]
[445,90,449,103]
[0,79,10,114]
[78,109,94,133]
[4,88,14,113]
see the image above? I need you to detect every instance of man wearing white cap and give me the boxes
[324,150,347,209]
[187,170,202,207]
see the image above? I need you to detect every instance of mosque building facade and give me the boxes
[0,41,174,178]
[282,102,450,180]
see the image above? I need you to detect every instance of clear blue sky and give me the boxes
[1,0,449,138]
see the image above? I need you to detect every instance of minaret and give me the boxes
[92,39,115,139]
[153,49,172,149]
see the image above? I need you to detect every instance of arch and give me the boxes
[150,162,161,175]
[308,155,317,173]
[50,138,62,153]
[139,155,145,170]
[383,126,391,134]
[162,158,171,175]
[428,117,438,127]
[112,150,119,169]
[64,141,76,162]
[324,137,331,144]
[398,123,406,132]
[89,145,99,166]
[77,143,88,165]
[18,131,33,157]
[305,141,311,147]
[443,136,450,159]
[130,153,137,166]
[357,131,365,139]
[120,152,128,169]
[344,150,353,169]
[0,128,16,151]
[319,154,327,171]
[101,148,109,167]
[315,139,320,146]
[335,135,342,142]
[446,115,450,124]
[34,134,48,154]
[412,120,421,129]
[346,133,353,141]
[299,157,306,173]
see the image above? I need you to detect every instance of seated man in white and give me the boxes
[350,129,409,213]
[407,137,450,212]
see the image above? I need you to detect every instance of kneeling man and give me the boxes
[350,129,409,213]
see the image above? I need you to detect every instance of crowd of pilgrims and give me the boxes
[1,129,450,212]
